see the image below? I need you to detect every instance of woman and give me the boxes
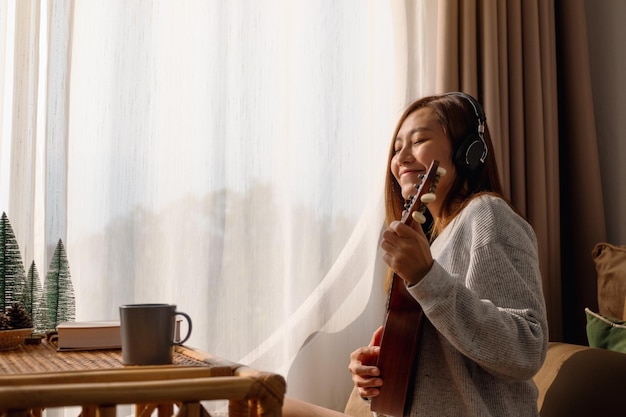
[348,92,548,416]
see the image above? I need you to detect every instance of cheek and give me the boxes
[390,156,401,180]
[430,145,452,165]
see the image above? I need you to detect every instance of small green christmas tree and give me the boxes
[42,239,75,330]
[23,261,40,315]
[25,261,46,333]
[0,212,27,311]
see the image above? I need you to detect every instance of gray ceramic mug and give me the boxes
[119,303,192,365]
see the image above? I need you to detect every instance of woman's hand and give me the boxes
[348,326,384,399]
[380,219,433,286]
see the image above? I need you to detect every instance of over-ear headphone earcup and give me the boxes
[447,91,488,172]
[455,134,487,172]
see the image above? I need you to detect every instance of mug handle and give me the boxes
[174,311,193,345]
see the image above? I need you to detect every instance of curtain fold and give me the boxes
[9,0,41,267]
[400,0,439,102]
[42,0,73,268]
[0,1,9,188]
[555,0,606,343]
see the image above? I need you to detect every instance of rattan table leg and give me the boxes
[157,403,174,417]
[28,408,43,417]
[136,404,155,417]
[96,405,116,417]
[81,405,97,417]
[136,402,174,417]
[177,402,202,417]
[228,399,250,417]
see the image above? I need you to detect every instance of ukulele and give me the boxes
[370,160,445,417]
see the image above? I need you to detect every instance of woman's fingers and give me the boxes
[381,221,433,285]
[348,345,383,397]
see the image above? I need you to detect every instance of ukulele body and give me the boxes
[370,276,424,417]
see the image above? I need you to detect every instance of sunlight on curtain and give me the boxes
[0,1,14,210]
[1,0,437,410]
[67,0,390,359]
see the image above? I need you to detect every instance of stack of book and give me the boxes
[55,320,121,351]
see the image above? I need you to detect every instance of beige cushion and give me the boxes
[592,242,626,320]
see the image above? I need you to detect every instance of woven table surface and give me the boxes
[0,340,232,375]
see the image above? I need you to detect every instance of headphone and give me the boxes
[446,92,488,172]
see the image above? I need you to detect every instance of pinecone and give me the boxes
[5,303,33,329]
[0,313,10,330]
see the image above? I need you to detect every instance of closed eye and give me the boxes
[412,136,431,147]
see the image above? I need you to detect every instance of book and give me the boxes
[55,320,121,351]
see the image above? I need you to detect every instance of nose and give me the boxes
[396,144,414,164]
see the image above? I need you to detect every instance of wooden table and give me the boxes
[0,339,285,417]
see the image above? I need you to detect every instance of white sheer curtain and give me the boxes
[1,0,437,411]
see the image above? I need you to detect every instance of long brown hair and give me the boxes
[382,93,504,289]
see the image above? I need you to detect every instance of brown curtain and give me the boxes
[409,0,605,344]
[554,0,606,344]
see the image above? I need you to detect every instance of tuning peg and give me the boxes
[412,211,427,224]
[421,193,436,204]
[437,167,447,176]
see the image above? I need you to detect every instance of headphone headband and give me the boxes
[446,92,486,123]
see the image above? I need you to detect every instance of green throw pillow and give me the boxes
[585,307,626,353]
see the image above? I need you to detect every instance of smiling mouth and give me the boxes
[400,169,425,179]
